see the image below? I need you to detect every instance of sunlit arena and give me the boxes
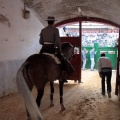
[0,0,120,120]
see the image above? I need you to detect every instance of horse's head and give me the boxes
[61,42,75,61]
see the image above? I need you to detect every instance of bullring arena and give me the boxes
[0,70,120,120]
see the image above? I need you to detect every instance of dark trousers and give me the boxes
[40,44,55,54]
[101,71,112,94]
[56,53,74,77]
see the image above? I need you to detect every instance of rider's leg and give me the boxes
[56,53,74,82]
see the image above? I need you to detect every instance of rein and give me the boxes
[68,46,74,61]
[63,45,74,61]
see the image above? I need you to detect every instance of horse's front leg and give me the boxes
[59,81,66,111]
[50,81,54,107]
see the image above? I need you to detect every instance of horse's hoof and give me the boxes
[61,107,66,111]
[61,105,66,111]
[50,103,54,107]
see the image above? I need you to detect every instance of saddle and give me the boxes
[42,52,67,81]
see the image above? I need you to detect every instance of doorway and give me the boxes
[55,17,120,91]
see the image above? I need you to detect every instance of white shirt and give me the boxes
[98,57,112,73]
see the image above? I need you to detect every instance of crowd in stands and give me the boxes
[62,26,118,47]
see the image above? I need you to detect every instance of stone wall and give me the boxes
[0,0,44,97]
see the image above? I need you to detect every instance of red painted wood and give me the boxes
[61,37,81,83]
[55,17,120,28]
[115,30,120,95]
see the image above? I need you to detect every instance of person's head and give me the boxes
[101,53,105,57]
[46,16,57,25]
[48,20,54,25]
[84,48,86,51]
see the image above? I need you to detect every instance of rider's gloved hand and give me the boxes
[55,47,61,55]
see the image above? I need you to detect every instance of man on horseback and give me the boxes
[39,16,74,82]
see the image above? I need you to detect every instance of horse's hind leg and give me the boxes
[36,87,45,108]
[50,81,54,107]
[59,81,66,111]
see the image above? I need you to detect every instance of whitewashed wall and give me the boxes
[0,0,44,96]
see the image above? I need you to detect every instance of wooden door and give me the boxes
[60,37,81,83]
[115,36,120,95]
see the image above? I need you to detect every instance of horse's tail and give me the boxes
[16,62,43,120]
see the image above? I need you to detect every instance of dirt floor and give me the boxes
[0,70,120,120]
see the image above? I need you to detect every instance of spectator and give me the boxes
[98,53,112,98]
[82,48,87,70]
[90,48,96,71]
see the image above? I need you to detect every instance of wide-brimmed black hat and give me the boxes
[46,16,57,21]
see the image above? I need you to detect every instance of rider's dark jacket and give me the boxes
[39,25,61,53]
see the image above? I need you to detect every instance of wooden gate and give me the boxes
[115,34,120,95]
[60,37,81,83]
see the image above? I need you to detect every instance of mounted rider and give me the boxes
[39,16,74,82]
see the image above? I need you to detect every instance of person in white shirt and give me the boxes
[98,53,112,98]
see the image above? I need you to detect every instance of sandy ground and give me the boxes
[0,70,120,120]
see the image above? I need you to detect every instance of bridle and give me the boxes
[68,45,75,61]
[64,45,74,61]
